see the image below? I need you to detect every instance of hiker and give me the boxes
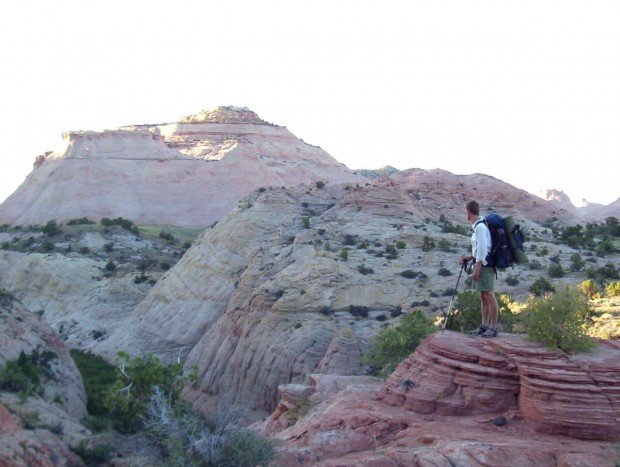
[459,200,499,338]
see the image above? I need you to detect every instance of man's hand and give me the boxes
[472,262,481,281]
[460,255,474,265]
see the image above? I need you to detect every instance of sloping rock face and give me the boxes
[0,300,88,466]
[0,299,87,419]
[0,106,365,228]
[392,169,579,224]
[544,189,620,221]
[258,332,619,466]
[103,176,618,418]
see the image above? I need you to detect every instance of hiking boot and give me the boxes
[468,325,488,336]
[481,327,498,338]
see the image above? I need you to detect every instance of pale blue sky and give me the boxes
[1,1,618,205]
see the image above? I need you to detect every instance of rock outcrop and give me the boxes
[258,332,620,466]
[0,106,366,228]
[543,188,620,221]
[101,171,616,418]
[0,298,88,465]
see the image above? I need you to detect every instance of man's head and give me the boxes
[466,200,479,222]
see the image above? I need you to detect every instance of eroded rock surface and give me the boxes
[258,332,619,466]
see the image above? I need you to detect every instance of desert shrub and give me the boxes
[42,220,61,236]
[400,269,417,279]
[159,231,177,244]
[606,281,620,297]
[101,217,138,234]
[596,238,616,257]
[538,246,549,256]
[339,248,349,261]
[442,287,455,297]
[102,352,195,434]
[438,267,452,276]
[142,387,275,467]
[362,311,436,378]
[302,216,310,229]
[429,291,439,298]
[0,289,15,306]
[375,314,388,322]
[348,305,369,318]
[103,242,114,252]
[448,291,514,332]
[505,275,519,286]
[319,306,332,316]
[522,287,595,352]
[530,277,555,296]
[357,240,370,249]
[70,349,118,417]
[42,241,55,252]
[548,255,560,264]
[570,253,584,272]
[67,217,95,225]
[104,260,116,272]
[385,244,398,258]
[437,239,451,252]
[0,349,56,396]
[395,240,406,249]
[357,263,374,275]
[160,261,171,270]
[343,234,357,245]
[390,306,403,318]
[548,263,564,278]
[598,263,619,279]
[580,279,599,299]
[79,246,90,254]
[72,439,111,465]
[315,180,325,189]
[421,236,435,252]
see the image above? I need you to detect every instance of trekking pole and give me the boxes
[441,260,468,332]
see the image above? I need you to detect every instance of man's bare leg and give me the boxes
[480,293,490,328]
[486,291,499,329]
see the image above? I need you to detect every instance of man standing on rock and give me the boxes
[459,200,499,338]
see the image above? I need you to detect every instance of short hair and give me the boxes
[466,200,479,215]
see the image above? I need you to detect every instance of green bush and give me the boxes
[438,267,452,276]
[69,349,118,417]
[67,217,95,226]
[348,305,369,318]
[159,230,177,244]
[72,439,110,465]
[302,216,310,229]
[580,279,599,299]
[570,253,584,272]
[505,275,519,286]
[421,236,435,252]
[104,260,116,272]
[315,180,325,189]
[343,234,357,245]
[103,242,114,252]
[357,263,374,275]
[606,281,620,297]
[395,240,406,249]
[530,277,555,296]
[102,352,194,434]
[0,349,56,396]
[362,311,435,378]
[401,269,417,279]
[548,263,564,278]
[0,289,15,307]
[598,263,619,279]
[339,248,349,261]
[42,220,62,236]
[448,291,514,332]
[522,287,595,352]
[41,241,55,252]
[437,239,451,252]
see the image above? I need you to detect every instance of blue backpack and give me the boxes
[474,213,514,270]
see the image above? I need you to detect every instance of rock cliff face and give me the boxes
[258,332,620,466]
[0,299,88,466]
[543,188,620,221]
[101,170,611,418]
[0,106,365,228]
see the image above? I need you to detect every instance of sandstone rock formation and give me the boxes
[0,298,88,465]
[0,106,366,228]
[100,170,618,419]
[258,332,620,466]
[543,188,620,221]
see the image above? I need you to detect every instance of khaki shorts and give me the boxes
[475,266,496,292]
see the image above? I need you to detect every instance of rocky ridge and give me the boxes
[0,106,365,228]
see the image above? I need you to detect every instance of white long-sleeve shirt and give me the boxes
[471,216,492,266]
